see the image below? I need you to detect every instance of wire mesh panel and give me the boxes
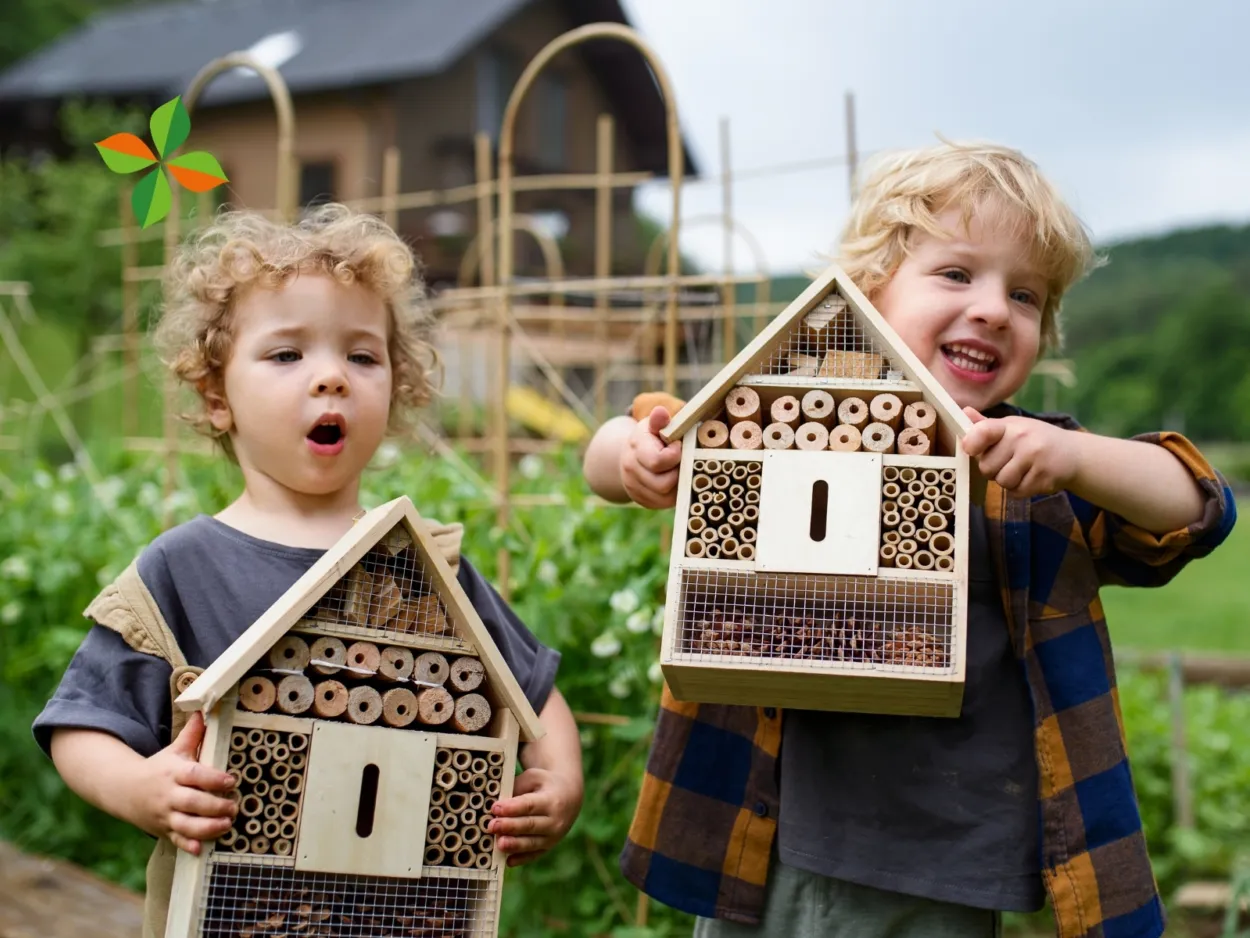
[756,292,899,379]
[219,728,310,858]
[424,748,504,872]
[675,569,955,672]
[197,861,498,937]
[879,465,957,572]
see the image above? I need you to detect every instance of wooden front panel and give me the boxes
[297,722,436,878]
[755,451,882,576]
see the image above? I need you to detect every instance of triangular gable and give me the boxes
[660,263,973,448]
[176,496,545,742]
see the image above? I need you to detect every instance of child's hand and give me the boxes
[961,407,1078,498]
[130,711,237,854]
[621,406,682,508]
[488,766,583,867]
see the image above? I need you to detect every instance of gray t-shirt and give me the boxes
[777,504,1044,912]
[34,515,560,758]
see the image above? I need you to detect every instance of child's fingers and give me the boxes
[634,438,682,473]
[496,834,550,857]
[491,791,546,820]
[171,786,238,819]
[169,832,202,855]
[646,406,672,435]
[505,849,548,868]
[961,419,1008,457]
[174,761,237,793]
[169,810,233,843]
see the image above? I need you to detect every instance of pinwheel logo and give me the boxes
[95,96,229,229]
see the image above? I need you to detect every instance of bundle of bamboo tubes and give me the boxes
[686,459,761,561]
[218,728,310,858]
[424,747,504,872]
[238,635,493,735]
[698,387,942,456]
[878,466,957,571]
[688,609,949,669]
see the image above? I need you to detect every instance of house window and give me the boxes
[476,48,520,144]
[536,74,568,170]
[299,161,336,208]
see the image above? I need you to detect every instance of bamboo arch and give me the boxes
[457,215,566,300]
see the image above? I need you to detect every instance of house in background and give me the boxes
[0,0,699,288]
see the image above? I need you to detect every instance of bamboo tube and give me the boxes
[899,467,917,483]
[242,763,263,785]
[861,422,895,454]
[898,538,918,556]
[425,845,446,865]
[770,395,801,428]
[721,538,740,559]
[276,676,313,715]
[280,820,297,839]
[897,428,931,455]
[727,511,745,528]
[228,751,246,770]
[943,481,956,497]
[869,393,902,430]
[829,424,861,451]
[747,471,761,490]
[712,473,731,491]
[378,646,415,682]
[763,422,794,449]
[728,496,745,513]
[796,389,834,426]
[287,732,307,752]
[289,752,306,770]
[470,757,487,774]
[442,832,463,852]
[883,465,900,482]
[230,731,247,751]
[240,794,264,817]
[312,680,348,719]
[309,636,346,675]
[882,500,898,514]
[346,686,383,725]
[880,544,897,567]
[686,539,706,558]
[418,687,454,725]
[279,801,299,821]
[703,459,722,474]
[244,818,262,836]
[251,745,271,766]
[697,420,729,449]
[898,521,917,539]
[449,657,486,693]
[449,847,473,868]
[230,836,250,854]
[345,642,381,675]
[270,762,290,782]
[700,527,718,544]
[470,774,487,792]
[479,834,495,853]
[460,808,478,829]
[922,486,939,502]
[897,492,915,508]
[882,482,901,500]
[914,551,935,570]
[728,483,745,499]
[692,472,712,493]
[689,503,705,518]
[706,505,726,524]
[263,819,281,839]
[426,825,445,845]
[930,530,955,557]
[740,527,756,544]
[936,555,954,571]
[264,804,280,823]
[452,751,472,771]
[717,523,734,539]
[738,544,756,561]
[435,767,457,790]
[436,748,452,766]
[285,774,304,795]
[271,742,289,762]
[918,499,935,515]
[743,504,759,523]
[936,495,955,514]
[414,652,449,686]
[729,420,763,450]
[795,422,829,451]
[732,464,749,481]
[252,779,270,797]
[430,787,447,807]
[883,530,901,545]
[902,506,919,523]
[453,694,491,733]
[488,751,504,766]
[705,544,722,560]
[712,491,726,504]
[469,791,485,809]
[382,688,419,727]
[725,387,761,425]
[687,516,706,535]
[273,839,293,857]
[837,396,868,429]
[881,511,900,529]
[896,552,914,569]
[429,806,445,825]
[264,731,280,747]
[461,825,481,846]
[218,828,237,848]
[915,529,932,545]
[268,636,310,672]
[745,489,760,504]
[240,676,277,713]
[920,469,939,486]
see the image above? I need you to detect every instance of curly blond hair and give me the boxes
[837,139,1101,352]
[153,203,439,453]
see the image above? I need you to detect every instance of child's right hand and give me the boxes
[130,711,237,854]
[621,406,682,508]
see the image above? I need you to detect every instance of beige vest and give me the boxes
[86,519,463,938]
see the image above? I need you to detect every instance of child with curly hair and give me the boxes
[34,204,583,937]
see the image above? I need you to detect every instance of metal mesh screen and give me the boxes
[235,635,493,736]
[757,293,897,379]
[685,458,761,561]
[424,748,505,872]
[219,728,310,858]
[879,466,957,572]
[198,862,498,937]
[676,569,954,671]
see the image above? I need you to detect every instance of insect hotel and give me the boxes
[165,496,543,938]
[659,263,975,718]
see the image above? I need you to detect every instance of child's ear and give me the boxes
[199,377,233,433]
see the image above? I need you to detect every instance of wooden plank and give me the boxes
[476,708,519,935]
[675,557,757,573]
[434,732,507,753]
[0,841,143,938]
[230,711,314,734]
[296,722,436,878]
[881,454,958,470]
[755,451,882,576]
[689,447,768,464]
[293,621,472,656]
[662,443,700,665]
[951,449,970,690]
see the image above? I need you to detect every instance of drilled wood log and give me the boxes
[449,657,485,693]
[725,386,760,425]
[763,422,794,449]
[904,401,937,442]
[373,645,413,683]
[696,419,729,449]
[345,642,380,675]
[770,395,801,428]
[418,687,455,725]
[861,422,895,453]
[795,422,829,451]
[869,393,902,430]
[452,693,491,733]
[800,389,836,426]
[268,635,310,672]
[276,676,313,715]
[382,688,419,727]
[310,679,348,718]
[729,420,762,450]
[346,686,383,725]
[897,427,931,455]
[837,396,868,429]
[239,676,276,713]
[413,652,449,687]
[308,636,347,675]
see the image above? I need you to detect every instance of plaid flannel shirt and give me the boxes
[619,403,1237,938]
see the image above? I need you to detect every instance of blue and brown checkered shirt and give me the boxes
[619,406,1237,938]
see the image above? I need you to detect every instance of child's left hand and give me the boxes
[961,407,1079,497]
[488,766,583,867]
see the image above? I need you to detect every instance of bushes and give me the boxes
[1,448,1247,935]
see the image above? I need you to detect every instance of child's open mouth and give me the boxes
[941,343,999,378]
[306,415,347,455]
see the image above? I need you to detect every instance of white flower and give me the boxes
[648,660,664,684]
[590,632,622,658]
[0,601,21,624]
[51,492,73,516]
[138,482,160,508]
[33,469,52,489]
[608,675,631,699]
[652,606,666,635]
[57,462,79,482]
[1,556,31,581]
[610,588,640,615]
[626,609,651,634]
[164,490,196,514]
[372,441,402,468]
[518,454,543,480]
[537,560,559,586]
[96,477,125,510]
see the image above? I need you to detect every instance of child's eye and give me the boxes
[1011,290,1039,307]
[939,269,970,284]
[270,349,301,363]
[349,352,380,366]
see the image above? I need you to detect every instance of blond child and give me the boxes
[35,204,584,937]
[583,142,1236,938]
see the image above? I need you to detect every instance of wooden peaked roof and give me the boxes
[175,496,545,742]
[660,262,975,446]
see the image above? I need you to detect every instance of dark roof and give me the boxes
[0,0,698,176]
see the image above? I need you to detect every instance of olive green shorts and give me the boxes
[692,858,1002,938]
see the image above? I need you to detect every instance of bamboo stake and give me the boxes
[595,115,614,422]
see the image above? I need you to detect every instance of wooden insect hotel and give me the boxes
[659,264,975,717]
[165,496,543,938]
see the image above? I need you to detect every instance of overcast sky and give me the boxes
[619,0,1250,275]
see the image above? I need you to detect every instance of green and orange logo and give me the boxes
[95,96,228,228]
